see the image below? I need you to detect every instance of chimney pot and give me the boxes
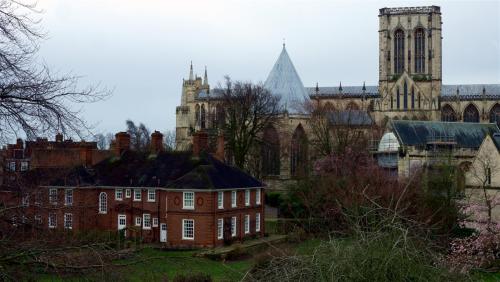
[55,133,63,142]
[151,131,164,153]
[114,132,130,155]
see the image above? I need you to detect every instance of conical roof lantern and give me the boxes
[264,44,309,114]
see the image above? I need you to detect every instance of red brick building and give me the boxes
[0,132,265,248]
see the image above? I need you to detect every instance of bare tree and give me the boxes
[126,120,150,151]
[162,129,176,151]
[217,77,280,169]
[0,0,109,144]
[93,133,107,149]
[304,100,378,157]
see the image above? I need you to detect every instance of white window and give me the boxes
[143,214,151,229]
[21,194,29,207]
[153,217,159,227]
[64,213,73,229]
[217,218,224,239]
[183,192,194,209]
[147,189,156,202]
[49,188,57,204]
[134,189,141,201]
[65,189,73,206]
[231,216,237,237]
[118,215,126,228]
[217,191,224,209]
[245,190,250,206]
[135,217,142,226]
[125,189,131,198]
[8,161,15,171]
[48,213,57,228]
[20,161,28,171]
[256,189,261,205]
[99,192,107,214]
[244,215,250,234]
[182,219,194,240]
[115,189,123,201]
[231,191,237,208]
[256,213,261,232]
[34,215,42,224]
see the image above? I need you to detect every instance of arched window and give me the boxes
[396,87,400,110]
[403,81,408,110]
[414,28,425,73]
[394,29,405,74]
[411,87,415,109]
[463,104,479,123]
[99,192,107,214]
[390,95,394,109]
[441,104,457,122]
[261,126,280,176]
[490,104,500,127]
[346,102,359,111]
[195,104,200,127]
[291,124,308,178]
[324,102,335,112]
[200,104,206,129]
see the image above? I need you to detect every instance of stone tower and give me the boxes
[376,6,442,121]
[175,62,210,150]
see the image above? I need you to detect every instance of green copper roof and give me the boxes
[390,120,500,149]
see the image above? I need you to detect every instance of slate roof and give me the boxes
[327,110,374,126]
[42,151,263,189]
[492,133,500,152]
[390,120,500,149]
[264,45,309,114]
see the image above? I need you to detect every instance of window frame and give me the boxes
[231,216,237,237]
[256,189,261,205]
[231,191,237,208]
[8,161,16,172]
[20,161,28,171]
[133,189,142,201]
[115,189,123,201]
[64,213,73,230]
[245,190,250,206]
[147,189,156,202]
[49,188,58,205]
[135,217,142,226]
[183,192,195,210]
[217,191,224,209]
[65,189,73,206]
[256,213,261,232]
[244,214,250,234]
[143,214,151,230]
[99,192,107,214]
[34,215,42,225]
[48,213,57,228]
[21,194,29,207]
[125,189,131,198]
[182,219,195,240]
[153,217,159,227]
[217,218,224,240]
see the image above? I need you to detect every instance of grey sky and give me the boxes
[35,0,500,136]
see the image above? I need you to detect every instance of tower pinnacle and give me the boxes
[189,61,194,81]
[203,66,208,86]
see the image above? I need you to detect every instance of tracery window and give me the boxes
[290,124,308,178]
[441,104,457,122]
[414,28,425,73]
[489,104,500,127]
[261,126,280,176]
[394,29,405,74]
[195,104,200,127]
[411,87,415,109]
[403,81,408,110]
[396,87,400,110]
[463,104,479,123]
[346,102,359,111]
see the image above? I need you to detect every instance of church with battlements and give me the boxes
[175,6,500,182]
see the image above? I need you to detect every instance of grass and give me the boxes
[37,239,321,282]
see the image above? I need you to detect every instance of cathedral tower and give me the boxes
[377,6,442,120]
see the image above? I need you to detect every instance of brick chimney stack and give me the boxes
[151,131,164,154]
[114,132,130,155]
[215,133,225,161]
[16,138,23,149]
[55,133,63,142]
[192,130,208,157]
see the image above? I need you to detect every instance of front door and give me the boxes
[118,214,126,236]
[160,223,167,242]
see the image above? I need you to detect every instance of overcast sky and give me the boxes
[35,0,499,136]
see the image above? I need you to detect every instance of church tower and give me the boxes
[175,62,210,150]
[377,6,442,120]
